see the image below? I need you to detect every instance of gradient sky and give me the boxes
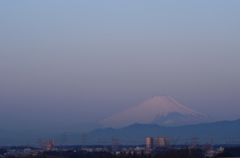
[0,1,240,131]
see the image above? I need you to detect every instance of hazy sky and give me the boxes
[0,1,240,131]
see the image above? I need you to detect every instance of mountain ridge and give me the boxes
[0,119,239,145]
[88,119,240,145]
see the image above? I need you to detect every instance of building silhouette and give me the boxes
[146,137,170,150]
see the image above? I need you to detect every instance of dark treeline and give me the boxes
[215,147,240,157]
[2,147,240,158]
[4,149,205,158]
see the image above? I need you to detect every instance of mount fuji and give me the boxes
[99,96,217,128]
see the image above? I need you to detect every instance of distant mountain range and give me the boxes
[0,119,240,146]
[99,96,218,128]
[88,119,240,145]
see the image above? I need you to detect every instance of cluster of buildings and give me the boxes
[145,137,170,150]
[36,139,57,151]
[1,148,38,158]
[0,136,231,158]
[45,140,57,151]
[1,140,57,158]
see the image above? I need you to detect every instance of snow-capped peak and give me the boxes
[99,96,216,128]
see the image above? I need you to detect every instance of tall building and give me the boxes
[154,137,170,148]
[146,137,170,149]
[146,137,154,150]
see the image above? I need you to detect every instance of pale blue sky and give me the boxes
[0,1,240,131]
